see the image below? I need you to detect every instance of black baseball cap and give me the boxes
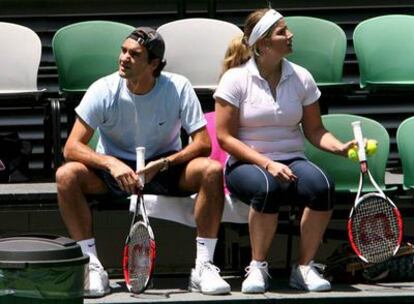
[127,27,165,60]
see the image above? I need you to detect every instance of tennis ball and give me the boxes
[366,139,378,156]
[347,147,358,161]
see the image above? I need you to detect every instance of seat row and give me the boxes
[3,13,414,96]
[286,14,414,90]
[1,14,414,171]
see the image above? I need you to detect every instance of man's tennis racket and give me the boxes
[347,121,403,263]
[123,147,156,294]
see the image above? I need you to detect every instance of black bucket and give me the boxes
[0,234,89,304]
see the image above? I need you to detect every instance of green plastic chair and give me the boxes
[304,114,391,193]
[53,21,134,93]
[353,14,414,89]
[285,16,347,87]
[52,21,134,167]
[396,117,414,191]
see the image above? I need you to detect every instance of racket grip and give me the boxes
[351,121,366,162]
[136,147,145,185]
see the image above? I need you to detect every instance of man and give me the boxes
[56,27,230,297]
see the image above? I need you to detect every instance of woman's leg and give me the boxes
[289,159,335,263]
[298,207,332,264]
[288,159,333,291]
[226,162,284,260]
[226,162,285,293]
[249,208,278,261]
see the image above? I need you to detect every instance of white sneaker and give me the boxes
[241,261,270,294]
[84,261,110,297]
[289,261,331,291]
[189,261,231,295]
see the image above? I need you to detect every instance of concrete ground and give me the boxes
[85,276,414,304]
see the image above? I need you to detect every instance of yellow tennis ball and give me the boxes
[347,147,358,161]
[366,139,378,157]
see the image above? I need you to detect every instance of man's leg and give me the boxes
[178,157,224,237]
[56,161,108,240]
[56,161,110,297]
[177,157,230,295]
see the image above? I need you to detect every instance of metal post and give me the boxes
[177,0,186,19]
[208,0,216,18]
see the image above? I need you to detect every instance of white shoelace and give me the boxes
[309,261,326,272]
[244,261,271,278]
[89,263,104,272]
[300,261,325,282]
[199,261,221,277]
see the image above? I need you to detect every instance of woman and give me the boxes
[214,8,354,293]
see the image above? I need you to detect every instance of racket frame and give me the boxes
[348,121,403,263]
[123,147,156,294]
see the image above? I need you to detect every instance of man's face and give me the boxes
[118,38,156,80]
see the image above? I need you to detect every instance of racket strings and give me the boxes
[128,223,152,292]
[351,197,401,263]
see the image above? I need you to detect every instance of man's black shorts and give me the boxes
[94,151,193,198]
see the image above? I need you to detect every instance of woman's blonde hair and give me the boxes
[221,8,271,75]
[220,35,251,77]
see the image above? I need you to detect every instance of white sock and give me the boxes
[250,260,266,267]
[78,238,102,267]
[196,237,217,265]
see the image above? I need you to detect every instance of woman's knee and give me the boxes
[306,175,335,211]
[226,163,281,213]
[239,179,281,213]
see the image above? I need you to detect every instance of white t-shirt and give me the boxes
[214,58,320,163]
[76,72,206,160]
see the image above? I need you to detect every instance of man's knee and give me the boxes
[55,162,86,190]
[201,159,223,181]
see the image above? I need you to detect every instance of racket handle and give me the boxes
[136,147,145,185]
[351,121,366,162]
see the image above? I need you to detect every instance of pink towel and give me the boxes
[205,112,229,193]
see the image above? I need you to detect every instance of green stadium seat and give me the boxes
[285,16,348,88]
[353,14,414,90]
[52,21,134,167]
[304,114,393,193]
[396,116,414,191]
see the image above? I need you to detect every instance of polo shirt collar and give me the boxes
[245,57,294,82]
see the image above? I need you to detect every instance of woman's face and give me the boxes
[261,18,293,59]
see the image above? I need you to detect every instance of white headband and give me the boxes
[248,9,283,46]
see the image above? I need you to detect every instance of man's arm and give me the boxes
[167,126,211,165]
[64,117,141,193]
[139,126,211,182]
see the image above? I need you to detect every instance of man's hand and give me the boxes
[138,158,168,183]
[107,157,141,194]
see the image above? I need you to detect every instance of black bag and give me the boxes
[325,242,414,283]
[0,132,31,182]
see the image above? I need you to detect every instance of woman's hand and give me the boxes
[339,140,357,157]
[265,161,297,183]
[343,138,378,160]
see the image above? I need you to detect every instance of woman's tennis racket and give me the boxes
[123,147,156,294]
[347,121,403,263]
